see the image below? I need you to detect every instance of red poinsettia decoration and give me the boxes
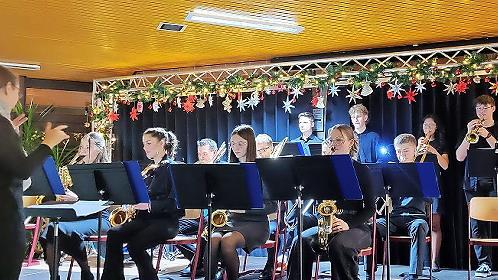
[404,89,417,104]
[489,82,498,95]
[275,83,286,93]
[386,90,394,100]
[455,80,468,94]
[107,111,120,122]
[130,107,139,121]
[183,95,196,113]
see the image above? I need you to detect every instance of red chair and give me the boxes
[155,209,205,280]
[24,216,42,266]
[240,202,284,280]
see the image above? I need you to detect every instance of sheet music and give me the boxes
[27,200,109,218]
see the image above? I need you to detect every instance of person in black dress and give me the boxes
[0,65,69,280]
[205,125,277,280]
[286,124,375,280]
[101,128,184,280]
[40,132,112,280]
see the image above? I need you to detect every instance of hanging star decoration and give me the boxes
[404,88,417,104]
[275,83,286,93]
[136,101,144,113]
[455,80,468,94]
[376,80,384,88]
[415,81,426,94]
[182,97,195,113]
[291,87,304,99]
[444,81,456,95]
[107,110,119,122]
[388,80,405,99]
[386,90,394,100]
[130,107,139,121]
[346,86,362,104]
[222,96,232,113]
[247,91,260,110]
[196,97,206,109]
[282,96,295,113]
[360,82,373,96]
[489,81,498,95]
[265,88,273,95]
[237,97,248,112]
[152,101,160,112]
[208,95,214,107]
[328,83,340,97]
[176,97,182,108]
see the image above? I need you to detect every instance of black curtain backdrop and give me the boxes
[114,81,498,270]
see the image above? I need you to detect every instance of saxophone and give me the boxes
[317,200,338,251]
[202,209,228,239]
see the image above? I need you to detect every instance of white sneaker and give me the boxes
[475,263,492,278]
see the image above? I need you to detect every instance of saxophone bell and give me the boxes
[109,205,137,227]
[316,200,338,251]
[202,210,228,239]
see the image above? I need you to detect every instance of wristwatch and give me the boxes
[485,132,492,139]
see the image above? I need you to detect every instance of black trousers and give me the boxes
[0,215,25,280]
[287,226,371,280]
[177,219,205,269]
[465,187,496,266]
[101,216,179,280]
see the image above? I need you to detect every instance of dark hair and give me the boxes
[298,112,314,123]
[0,66,17,90]
[143,128,179,159]
[229,124,256,163]
[474,94,495,107]
[419,114,445,146]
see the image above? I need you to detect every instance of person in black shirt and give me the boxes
[292,112,322,155]
[349,104,381,163]
[416,114,449,272]
[0,66,69,280]
[286,124,375,280]
[456,94,497,278]
[101,128,184,280]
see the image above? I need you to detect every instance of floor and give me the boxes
[20,256,498,280]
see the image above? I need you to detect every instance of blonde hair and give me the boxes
[348,104,369,117]
[82,132,110,163]
[327,124,359,160]
[393,133,417,148]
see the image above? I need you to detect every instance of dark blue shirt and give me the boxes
[357,129,380,163]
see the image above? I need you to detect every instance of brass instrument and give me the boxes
[212,142,227,163]
[59,166,73,188]
[317,200,338,251]
[202,209,228,239]
[466,119,484,144]
[416,137,431,163]
[271,137,288,158]
[109,205,137,227]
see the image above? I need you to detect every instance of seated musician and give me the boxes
[204,125,277,280]
[40,132,111,280]
[101,128,184,280]
[375,134,429,280]
[286,124,375,280]
[178,138,219,278]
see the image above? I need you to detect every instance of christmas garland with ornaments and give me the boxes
[92,52,498,134]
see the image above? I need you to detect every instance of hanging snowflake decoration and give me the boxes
[282,96,295,113]
[208,95,214,107]
[346,86,362,104]
[247,91,260,110]
[291,87,304,99]
[455,80,468,94]
[444,81,456,95]
[222,96,232,113]
[415,81,426,94]
[328,83,341,97]
[237,97,248,112]
[375,80,385,88]
[388,79,405,99]
[176,97,182,108]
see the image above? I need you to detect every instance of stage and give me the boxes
[20,256,496,280]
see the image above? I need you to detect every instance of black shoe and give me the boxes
[81,270,95,280]
[432,262,441,272]
[179,265,205,278]
[258,267,273,280]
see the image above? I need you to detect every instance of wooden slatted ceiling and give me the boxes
[0,0,497,82]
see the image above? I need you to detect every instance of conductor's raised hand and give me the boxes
[42,122,69,148]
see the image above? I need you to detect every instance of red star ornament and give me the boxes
[107,111,120,122]
[455,80,468,94]
[489,82,498,95]
[386,90,394,100]
[404,89,417,104]
[130,107,139,121]
[311,95,319,107]
[183,99,195,113]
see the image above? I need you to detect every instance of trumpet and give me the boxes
[317,200,338,251]
[109,205,137,227]
[466,119,484,144]
[271,137,288,158]
[202,209,228,239]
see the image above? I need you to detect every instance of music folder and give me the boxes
[24,156,66,200]
[275,142,306,157]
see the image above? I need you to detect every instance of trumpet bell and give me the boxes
[466,132,479,144]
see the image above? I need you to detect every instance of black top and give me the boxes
[0,116,52,222]
[140,157,184,219]
[458,123,498,190]
[229,200,278,223]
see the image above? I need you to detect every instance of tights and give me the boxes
[204,231,246,280]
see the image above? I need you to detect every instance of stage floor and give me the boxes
[20,256,498,280]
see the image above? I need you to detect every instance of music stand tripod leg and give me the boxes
[52,217,60,280]
[97,211,102,280]
[385,187,391,280]
[295,185,304,280]
[207,193,214,280]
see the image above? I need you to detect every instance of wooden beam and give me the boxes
[25,77,92,92]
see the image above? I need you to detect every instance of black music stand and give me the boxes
[256,155,363,280]
[468,148,497,180]
[379,162,440,280]
[167,163,264,280]
[308,143,323,156]
[276,142,306,156]
[24,157,66,200]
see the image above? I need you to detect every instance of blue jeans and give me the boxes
[376,215,429,276]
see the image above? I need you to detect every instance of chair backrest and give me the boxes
[184,209,201,219]
[469,197,498,222]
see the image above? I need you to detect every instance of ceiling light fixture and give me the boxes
[0,61,40,71]
[185,7,304,34]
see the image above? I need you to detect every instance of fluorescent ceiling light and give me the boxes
[185,7,304,34]
[0,62,40,71]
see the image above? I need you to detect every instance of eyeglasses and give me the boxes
[257,146,272,153]
[476,106,493,111]
[326,138,346,145]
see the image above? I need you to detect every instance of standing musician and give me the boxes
[204,125,277,280]
[178,138,220,278]
[101,128,184,280]
[292,112,322,155]
[286,124,375,280]
[416,114,449,272]
[0,65,69,279]
[40,132,112,280]
[349,104,380,163]
[456,94,497,278]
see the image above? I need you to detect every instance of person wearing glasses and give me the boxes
[456,94,497,278]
